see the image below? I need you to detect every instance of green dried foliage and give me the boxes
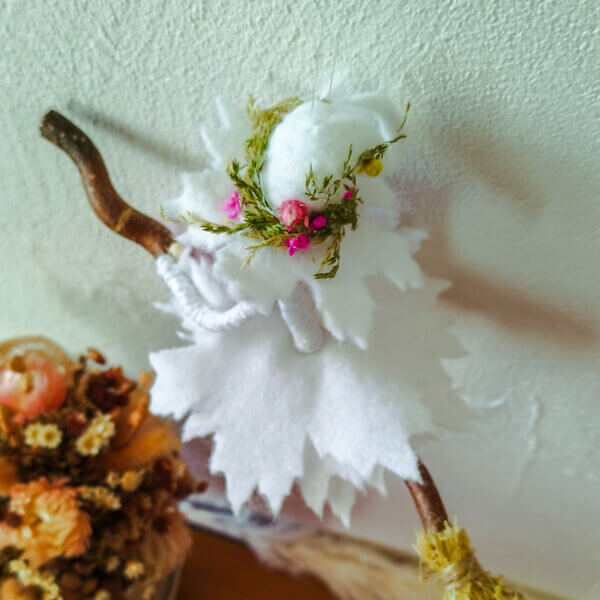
[186,98,410,279]
[244,95,302,178]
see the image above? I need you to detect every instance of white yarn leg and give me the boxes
[156,254,261,332]
[278,282,326,354]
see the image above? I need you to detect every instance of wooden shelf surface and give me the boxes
[178,528,564,600]
[178,528,336,599]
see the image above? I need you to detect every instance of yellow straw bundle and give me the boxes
[416,522,524,600]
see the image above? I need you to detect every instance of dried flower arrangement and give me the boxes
[0,337,198,600]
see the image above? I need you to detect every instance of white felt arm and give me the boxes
[157,254,325,351]
[278,282,326,354]
[156,254,261,331]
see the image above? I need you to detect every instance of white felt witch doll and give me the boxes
[41,91,526,599]
[148,91,448,522]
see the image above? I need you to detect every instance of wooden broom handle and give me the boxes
[405,459,449,531]
[40,110,174,257]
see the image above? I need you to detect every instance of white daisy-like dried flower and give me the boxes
[23,423,62,449]
[7,560,61,600]
[141,585,155,600]
[123,560,145,580]
[172,457,187,480]
[75,414,115,456]
[104,556,120,573]
[105,471,121,488]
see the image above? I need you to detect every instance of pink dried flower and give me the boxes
[0,358,67,425]
[278,199,309,231]
[285,234,310,256]
[222,190,242,220]
[309,215,327,232]
[342,188,356,200]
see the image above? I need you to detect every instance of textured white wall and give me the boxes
[1,1,598,596]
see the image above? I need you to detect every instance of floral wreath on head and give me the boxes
[181,97,410,279]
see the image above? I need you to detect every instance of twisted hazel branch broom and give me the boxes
[40,110,525,600]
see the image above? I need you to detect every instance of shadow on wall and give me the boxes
[29,246,181,368]
[389,125,600,348]
[67,100,203,172]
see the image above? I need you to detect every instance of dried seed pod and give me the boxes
[81,577,98,595]
[195,480,209,494]
[152,516,168,534]
[4,512,22,528]
[59,572,82,591]
[87,349,106,365]
[0,406,17,436]
[74,562,95,576]
[6,355,26,373]
[137,371,154,391]
[66,411,88,434]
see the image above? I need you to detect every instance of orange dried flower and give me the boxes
[0,479,92,567]
[99,415,180,472]
[109,387,149,449]
[0,577,38,600]
[0,457,18,496]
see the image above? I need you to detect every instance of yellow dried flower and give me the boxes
[7,560,61,600]
[93,590,111,600]
[357,157,383,177]
[76,432,102,455]
[172,457,187,479]
[105,471,121,488]
[23,424,41,446]
[75,414,115,456]
[104,556,120,573]
[123,560,145,580]
[24,423,62,449]
[79,486,121,510]
[120,469,145,492]
[141,585,155,600]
